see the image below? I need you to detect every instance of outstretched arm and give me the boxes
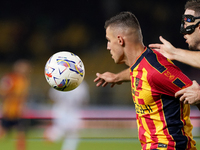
[94,68,130,87]
[149,36,200,69]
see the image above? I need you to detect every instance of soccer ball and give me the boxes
[44,51,85,91]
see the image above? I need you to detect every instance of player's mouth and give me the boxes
[184,36,188,43]
[185,40,188,43]
[110,53,114,59]
[110,51,113,56]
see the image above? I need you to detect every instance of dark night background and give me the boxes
[0,0,199,105]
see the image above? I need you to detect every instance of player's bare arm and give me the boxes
[149,36,200,69]
[175,80,200,110]
[174,49,200,69]
[94,68,130,87]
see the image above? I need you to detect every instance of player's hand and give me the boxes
[149,36,176,60]
[94,72,122,88]
[175,80,200,105]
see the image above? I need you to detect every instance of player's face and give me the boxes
[106,26,124,64]
[183,9,200,50]
[14,61,31,76]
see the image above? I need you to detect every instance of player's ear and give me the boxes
[117,35,124,46]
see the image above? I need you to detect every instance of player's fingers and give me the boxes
[175,89,186,98]
[148,44,161,49]
[184,98,189,104]
[96,72,101,77]
[96,79,104,87]
[159,36,169,44]
[179,94,186,102]
[102,82,108,87]
[153,49,162,53]
[94,73,103,82]
[111,83,116,88]
[192,80,199,88]
[96,82,101,87]
[94,76,100,82]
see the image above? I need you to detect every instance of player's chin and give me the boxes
[188,44,197,51]
[115,61,121,64]
[116,59,125,64]
[113,58,120,64]
[112,58,118,64]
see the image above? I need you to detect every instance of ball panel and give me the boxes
[44,51,85,91]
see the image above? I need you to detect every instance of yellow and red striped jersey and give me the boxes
[0,73,29,119]
[130,47,196,150]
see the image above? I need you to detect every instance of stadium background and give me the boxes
[0,0,199,149]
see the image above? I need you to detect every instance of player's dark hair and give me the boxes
[185,0,200,16]
[104,11,141,31]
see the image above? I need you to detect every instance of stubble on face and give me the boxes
[188,38,199,50]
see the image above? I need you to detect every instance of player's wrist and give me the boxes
[116,71,130,82]
[171,48,180,61]
[114,73,121,83]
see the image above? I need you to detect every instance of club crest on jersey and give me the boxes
[135,77,140,89]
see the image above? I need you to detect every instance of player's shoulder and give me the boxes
[148,48,176,66]
[146,48,182,75]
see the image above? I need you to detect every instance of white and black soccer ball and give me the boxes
[44,51,85,91]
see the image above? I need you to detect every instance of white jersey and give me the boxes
[46,80,89,141]
[49,80,89,113]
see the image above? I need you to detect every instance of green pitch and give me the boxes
[30,139,141,150]
[0,127,141,150]
[1,138,200,150]
[0,138,141,150]
[0,128,199,150]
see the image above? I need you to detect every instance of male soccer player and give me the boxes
[0,59,31,150]
[94,11,196,149]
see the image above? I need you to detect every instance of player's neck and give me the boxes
[126,43,145,66]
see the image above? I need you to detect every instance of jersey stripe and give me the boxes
[145,50,166,73]
[173,78,186,88]
[138,116,147,149]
